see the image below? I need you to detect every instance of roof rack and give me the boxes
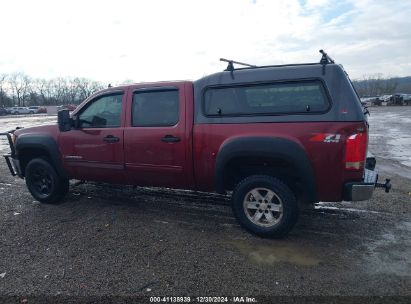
[319,49,335,64]
[319,49,335,75]
[219,50,335,74]
[220,58,257,71]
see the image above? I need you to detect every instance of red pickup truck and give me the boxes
[1,54,390,238]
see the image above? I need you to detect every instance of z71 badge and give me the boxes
[310,133,341,143]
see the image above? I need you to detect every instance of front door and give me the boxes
[59,92,126,183]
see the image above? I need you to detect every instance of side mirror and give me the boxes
[57,109,72,132]
[73,115,80,129]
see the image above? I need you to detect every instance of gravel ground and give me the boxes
[0,110,410,303]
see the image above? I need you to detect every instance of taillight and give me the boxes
[344,133,367,170]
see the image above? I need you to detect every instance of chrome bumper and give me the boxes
[343,169,378,201]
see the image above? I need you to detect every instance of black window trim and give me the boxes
[201,78,332,118]
[132,87,180,127]
[133,86,179,93]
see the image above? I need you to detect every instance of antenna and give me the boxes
[220,58,257,71]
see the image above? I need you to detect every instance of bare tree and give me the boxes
[8,72,32,106]
[353,74,398,97]
[382,77,398,95]
[51,77,68,105]
[66,78,79,104]
[0,74,8,106]
[75,78,104,101]
[30,77,100,105]
[33,79,56,105]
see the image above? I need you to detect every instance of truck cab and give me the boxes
[58,81,195,189]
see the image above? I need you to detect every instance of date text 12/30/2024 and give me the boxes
[150,296,257,303]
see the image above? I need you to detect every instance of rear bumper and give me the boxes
[343,169,378,201]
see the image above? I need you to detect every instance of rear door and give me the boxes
[59,91,126,183]
[124,84,190,188]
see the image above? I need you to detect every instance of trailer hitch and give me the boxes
[375,178,392,193]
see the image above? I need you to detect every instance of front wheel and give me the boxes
[25,158,69,204]
[232,175,298,238]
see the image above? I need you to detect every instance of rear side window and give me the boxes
[132,89,179,127]
[204,81,330,116]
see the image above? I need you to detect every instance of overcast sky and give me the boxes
[1,0,410,83]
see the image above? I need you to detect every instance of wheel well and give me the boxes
[18,148,51,177]
[223,157,304,199]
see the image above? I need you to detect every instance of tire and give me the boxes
[29,111,34,114]
[25,158,69,204]
[232,175,298,238]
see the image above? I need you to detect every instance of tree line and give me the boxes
[0,72,107,107]
[1,71,410,107]
[352,74,404,97]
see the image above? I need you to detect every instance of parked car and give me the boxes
[390,94,405,105]
[26,106,47,114]
[0,107,8,116]
[62,104,77,111]
[37,106,47,113]
[378,95,392,102]
[397,93,411,105]
[28,106,42,114]
[0,51,391,238]
[360,97,379,106]
[9,107,33,115]
[57,104,77,112]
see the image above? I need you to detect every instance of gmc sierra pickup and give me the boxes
[1,52,391,238]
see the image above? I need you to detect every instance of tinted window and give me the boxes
[78,94,123,128]
[204,81,329,116]
[132,90,179,127]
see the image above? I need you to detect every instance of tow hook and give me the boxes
[375,179,392,193]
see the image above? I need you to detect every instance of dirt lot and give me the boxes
[0,109,410,302]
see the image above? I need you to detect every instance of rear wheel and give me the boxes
[25,158,69,204]
[232,175,298,238]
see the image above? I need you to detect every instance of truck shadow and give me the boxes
[18,181,399,273]
[60,182,387,243]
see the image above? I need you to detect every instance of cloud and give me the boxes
[0,0,410,82]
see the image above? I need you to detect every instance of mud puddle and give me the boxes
[362,220,411,277]
[229,240,321,266]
